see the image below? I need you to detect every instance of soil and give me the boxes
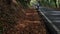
[0,0,47,34]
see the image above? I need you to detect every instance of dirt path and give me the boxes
[3,8,47,34]
[13,8,47,34]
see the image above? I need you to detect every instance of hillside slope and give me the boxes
[0,0,47,34]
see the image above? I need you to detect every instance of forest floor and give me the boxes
[1,0,48,34]
[3,8,48,34]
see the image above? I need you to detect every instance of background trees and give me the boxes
[39,0,60,8]
[30,0,60,8]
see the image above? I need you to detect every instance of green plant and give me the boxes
[39,0,60,8]
[17,0,31,8]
